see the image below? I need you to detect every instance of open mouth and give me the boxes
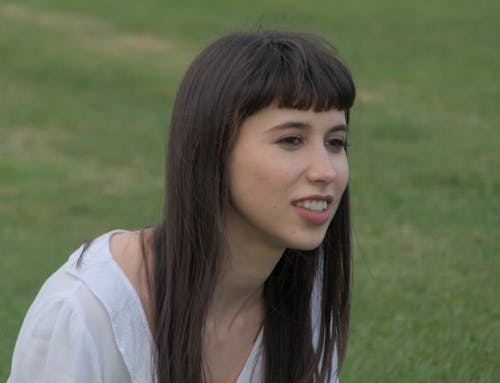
[293,200,328,212]
[291,196,334,225]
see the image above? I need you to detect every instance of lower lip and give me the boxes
[292,205,331,225]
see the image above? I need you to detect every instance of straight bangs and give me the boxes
[232,32,355,123]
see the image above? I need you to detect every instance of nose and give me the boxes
[306,147,336,184]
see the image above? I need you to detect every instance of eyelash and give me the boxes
[278,136,349,150]
[279,136,303,146]
[328,138,349,149]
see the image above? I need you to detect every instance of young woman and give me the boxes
[8,30,355,383]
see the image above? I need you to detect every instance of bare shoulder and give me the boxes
[109,231,142,275]
[109,229,154,326]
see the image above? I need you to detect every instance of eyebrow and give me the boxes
[269,121,348,133]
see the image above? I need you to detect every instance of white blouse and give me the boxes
[7,230,338,383]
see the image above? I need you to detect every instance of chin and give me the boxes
[285,238,324,251]
[289,228,329,251]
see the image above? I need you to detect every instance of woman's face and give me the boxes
[227,106,349,252]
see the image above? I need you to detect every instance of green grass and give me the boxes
[1,0,499,381]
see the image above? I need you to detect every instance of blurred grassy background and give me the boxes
[0,0,498,381]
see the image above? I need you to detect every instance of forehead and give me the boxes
[239,106,347,134]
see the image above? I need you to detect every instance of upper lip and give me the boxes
[292,194,333,205]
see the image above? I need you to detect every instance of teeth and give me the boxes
[295,200,328,212]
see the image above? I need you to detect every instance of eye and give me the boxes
[277,135,303,147]
[326,137,348,152]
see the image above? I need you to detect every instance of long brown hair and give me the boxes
[151,31,355,382]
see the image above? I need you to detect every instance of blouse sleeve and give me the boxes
[8,295,103,383]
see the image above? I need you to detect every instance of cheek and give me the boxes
[336,159,350,192]
[230,158,283,200]
[228,150,292,212]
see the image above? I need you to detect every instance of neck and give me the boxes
[207,209,285,331]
